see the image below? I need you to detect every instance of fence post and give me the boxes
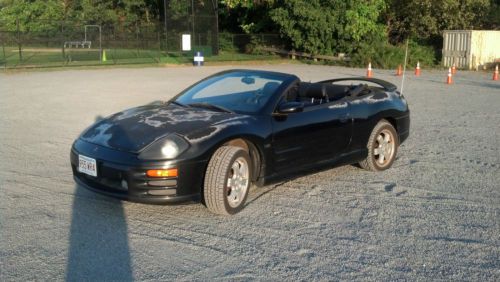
[2,41,6,67]
[60,21,65,62]
[157,31,161,63]
[16,17,22,62]
[135,22,139,58]
[213,0,219,55]
[163,0,168,53]
[191,0,195,41]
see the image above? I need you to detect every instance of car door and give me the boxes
[271,97,352,172]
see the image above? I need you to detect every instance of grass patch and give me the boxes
[0,46,283,69]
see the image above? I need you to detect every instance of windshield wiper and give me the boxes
[187,102,234,113]
[170,100,187,107]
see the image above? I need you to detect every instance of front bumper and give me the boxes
[70,139,206,204]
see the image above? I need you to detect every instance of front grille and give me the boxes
[72,163,128,194]
[71,148,182,199]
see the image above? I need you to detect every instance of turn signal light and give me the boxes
[146,168,178,178]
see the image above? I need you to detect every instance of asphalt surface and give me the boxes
[1,64,499,281]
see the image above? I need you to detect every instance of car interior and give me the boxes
[285,82,374,107]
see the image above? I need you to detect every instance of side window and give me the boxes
[274,83,300,112]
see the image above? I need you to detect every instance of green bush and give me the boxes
[218,33,237,52]
[218,33,269,55]
[245,35,265,54]
[270,0,386,56]
[350,39,438,69]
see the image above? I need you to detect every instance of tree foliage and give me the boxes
[270,0,386,55]
[0,0,64,32]
[0,0,497,58]
[385,0,493,43]
[0,0,159,31]
[218,0,276,33]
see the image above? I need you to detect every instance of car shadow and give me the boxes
[66,184,133,281]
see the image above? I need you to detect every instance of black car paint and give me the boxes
[271,99,351,171]
[80,103,240,153]
[71,69,410,204]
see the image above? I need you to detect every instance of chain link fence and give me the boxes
[0,17,283,68]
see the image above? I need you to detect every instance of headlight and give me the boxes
[138,134,189,160]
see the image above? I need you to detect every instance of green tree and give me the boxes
[218,0,276,33]
[486,0,500,28]
[72,0,117,24]
[167,0,190,20]
[270,0,385,55]
[0,0,161,30]
[0,0,65,32]
[385,0,492,43]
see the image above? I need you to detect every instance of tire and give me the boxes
[204,146,252,215]
[359,119,399,171]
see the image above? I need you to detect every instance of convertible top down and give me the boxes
[71,69,410,215]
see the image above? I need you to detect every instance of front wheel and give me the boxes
[204,146,252,215]
[359,120,399,171]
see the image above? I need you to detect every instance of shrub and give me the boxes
[350,39,438,69]
[218,32,237,52]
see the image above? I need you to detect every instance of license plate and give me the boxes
[78,155,97,177]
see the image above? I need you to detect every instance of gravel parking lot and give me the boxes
[1,64,499,281]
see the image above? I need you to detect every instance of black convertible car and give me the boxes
[71,69,410,215]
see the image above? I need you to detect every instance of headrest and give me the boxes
[298,82,311,97]
[305,83,327,99]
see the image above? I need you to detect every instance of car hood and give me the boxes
[80,103,239,153]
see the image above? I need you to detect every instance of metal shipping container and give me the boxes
[442,30,500,70]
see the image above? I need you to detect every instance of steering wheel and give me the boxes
[246,89,264,105]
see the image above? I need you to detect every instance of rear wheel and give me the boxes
[204,146,251,215]
[359,120,399,171]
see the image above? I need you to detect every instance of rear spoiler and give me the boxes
[317,77,397,92]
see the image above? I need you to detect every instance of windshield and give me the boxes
[175,71,287,114]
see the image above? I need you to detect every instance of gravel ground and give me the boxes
[1,64,499,281]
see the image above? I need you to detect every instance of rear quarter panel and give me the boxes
[349,90,409,152]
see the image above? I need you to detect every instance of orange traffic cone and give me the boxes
[396,64,402,76]
[415,62,421,76]
[493,65,499,81]
[366,62,373,78]
[446,67,453,84]
[451,63,457,75]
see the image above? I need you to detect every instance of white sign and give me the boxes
[182,34,191,51]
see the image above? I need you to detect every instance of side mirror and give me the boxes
[277,102,304,114]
